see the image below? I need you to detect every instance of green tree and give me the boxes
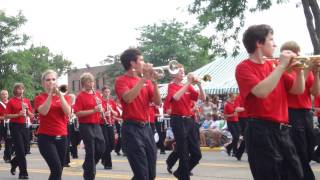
[189,0,320,55]
[137,19,215,79]
[1,46,72,98]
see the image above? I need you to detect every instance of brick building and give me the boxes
[67,65,111,94]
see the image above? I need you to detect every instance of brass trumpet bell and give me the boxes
[291,55,320,69]
[153,60,181,78]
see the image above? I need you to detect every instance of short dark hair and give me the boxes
[242,24,273,54]
[101,85,110,91]
[120,48,142,71]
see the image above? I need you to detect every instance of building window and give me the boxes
[96,79,100,89]
[72,80,75,92]
[78,80,81,91]
[103,77,106,86]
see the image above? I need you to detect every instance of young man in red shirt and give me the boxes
[167,67,205,180]
[74,73,106,180]
[115,48,161,180]
[281,41,320,180]
[235,24,305,179]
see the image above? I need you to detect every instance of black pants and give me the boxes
[70,123,81,158]
[226,121,240,156]
[10,123,29,176]
[38,134,68,180]
[122,121,157,180]
[155,120,166,153]
[114,121,121,154]
[246,119,303,180]
[79,123,105,180]
[235,118,247,160]
[0,122,5,149]
[170,116,202,180]
[166,150,179,170]
[288,109,315,180]
[101,125,114,168]
[4,123,13,161]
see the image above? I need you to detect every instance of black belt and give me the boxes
[249,118,292,131]
[124,120,150,127]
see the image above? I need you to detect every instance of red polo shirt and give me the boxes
[167,82,199,116]
[236,59,294,124]
[224,100,238,122]
[34,93,71,136]
[287,72,314,109]
[74,91,104,124]
[115,75,154,123]
[100,98,117,125]
[6,96,33,124]
[234,95,248,118]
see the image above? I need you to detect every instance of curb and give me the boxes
[200,146,224,152]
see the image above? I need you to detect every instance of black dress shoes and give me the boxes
[10,161,16,175]
[18,175,29,179]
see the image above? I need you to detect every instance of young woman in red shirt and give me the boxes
[74,72,106,180]
[100,85,118,170]
[34,69,71,180]
[6,83,34,179]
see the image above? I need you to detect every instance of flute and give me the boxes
[91,88,108,125]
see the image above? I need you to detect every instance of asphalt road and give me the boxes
[0,147,319,180]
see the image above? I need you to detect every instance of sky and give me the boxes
[1,0,314,83]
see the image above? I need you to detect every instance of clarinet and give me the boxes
[5,119,11,138]
[91,88,108,125]
[21,95,28,128]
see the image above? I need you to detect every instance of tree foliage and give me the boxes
[0,10,72,99]
[136,19,215,82]
[189,0,320,55]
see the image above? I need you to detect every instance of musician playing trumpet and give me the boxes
[166,65,205,179]
[6,83,33,179]
[34,69,72,180]
[74,72,105,180]
[115,48,161,180]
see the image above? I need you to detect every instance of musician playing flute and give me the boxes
[74,72,105,180]
[34,69,72,180]
[6,83,33,179]
[115,48,161,180]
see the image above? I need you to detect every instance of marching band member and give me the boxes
[167,65,205,180]
[0,89,12,163]
[100,85,117,169]
[74,72,105,180]
[113,98,123,156]
[224,93,240,157]
[115,48,161,180]
[68,94,81,159]
[235,24,304,179]
[34,69,71,180]
[281,41,320,180]
[6,83,34,179]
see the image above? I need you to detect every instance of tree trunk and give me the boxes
[301,0,320,54]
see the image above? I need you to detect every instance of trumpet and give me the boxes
[289,55,320,70]
[152,60,181,78]
[59,84,68,93]
[192,74,212,84]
